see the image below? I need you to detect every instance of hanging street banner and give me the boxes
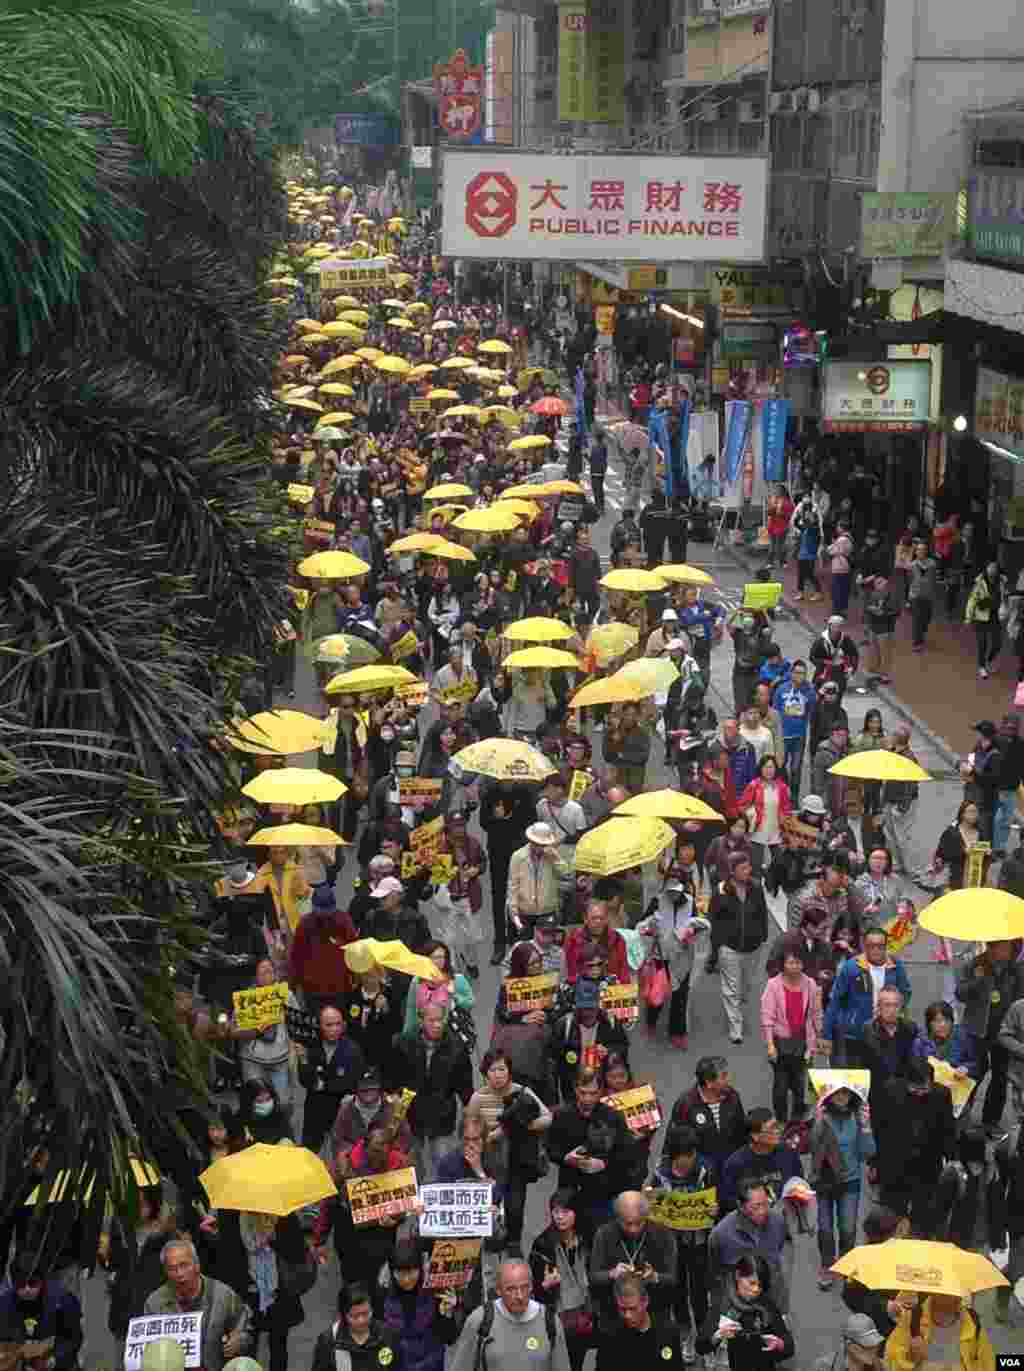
[557,0,625,123]
[723,400,753,485]
[441,151,767,261]
[761,398,789,483]
[435,50,484,139]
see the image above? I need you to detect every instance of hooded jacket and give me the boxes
[311,1318,404,1371]
[809,628,859,685]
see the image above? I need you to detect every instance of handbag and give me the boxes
[640,961,670,1008]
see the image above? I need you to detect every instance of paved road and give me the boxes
[76,442,1019,1369]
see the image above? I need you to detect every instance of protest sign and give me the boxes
[125,1315,203,1371]
[809,1070,871,1102]
[388,1088,416,1121]
[929,1057,975,1118]
[395,682,429,706]
[407,815,446,873]
[420,1182,493,1237]
[569,769,593,804]
[504,973,559,1013]
[438,679,477,705]
[431,854,456,886]
[399,779,444,808]
[410,397,432,414]
[287,484,315,504]
[424,1239,482,1290]
[346,1167,419,1226]
[601,982,639,1026]
[648,1187,717,1231]
[742,582,783,611]
[233,981,289,1030]
[390,630,419,662]
[604,1083,662,1133]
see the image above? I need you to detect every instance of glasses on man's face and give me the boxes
[501,1282,531,1294]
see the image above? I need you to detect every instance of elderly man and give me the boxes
[595,1272,678,1371]
[547,1069,634,1240]
[144,1238,250,1371]
[707,1178,790,1314]
[298,1002,366,1154]
[589,1191,678,1334]
[449,1259,569,1371]
[387,1001,473,1181]
[786,855,867,936]
[563,898,631,985]
[507,821,562,936]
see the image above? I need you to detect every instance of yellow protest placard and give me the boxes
[505,972,559,1013]
[605,1083,662,1133]
[390,630,419,662]
[648,1186,717,1231]
[601,982,639,1026]
[809,1069,871,1101]
[928,1057,975,1118]
[408,814,445,867]
[742,582,784,611]
[287,483,315,504]
[401,850,420,880]
[424,1239,482,1289]
[232,981,289,1030]
[346,1167,419,1226]
[389,1088,416,1121]
[439,679,477,705]
[399,779,444,808]
[569,769,593,804]
[431,854,456,886]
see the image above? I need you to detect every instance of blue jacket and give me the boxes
[823,955,913,1043]
[772,680,816,741]
[798,523,820,561]
[724,740,758,795]
[679,602,723,646]
[912,1025,978,1078]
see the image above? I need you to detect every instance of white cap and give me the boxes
[371,876,403,898]
[661,609,679,622]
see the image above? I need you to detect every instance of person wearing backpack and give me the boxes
[448,1260,569,1371]
[882,1293,993,1371]
[310,1283,403,1371]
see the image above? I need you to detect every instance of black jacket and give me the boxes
[298,1035,366,1105]
[551,1012,630,1102]
[311,1319,403,1371]
[546,1103,634,1205]
[387,1030,473,1138]
[0,1282,82,1371]
[590,1219,678,1332]
[478,782,536,861]
[669,1085,748,1177]
[874,1080,955,1190]
[596,1315,679,1371]
[529,1224,592,1310]
[709,879,769,954]
[999,846,1024,900]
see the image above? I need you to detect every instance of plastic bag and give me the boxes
[640,961,670,1008]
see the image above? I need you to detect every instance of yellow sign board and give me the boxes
[390,630,419,661]
[600,981,639,1025]
[809,1069,871,1101]
[604,1083,661,1133]
[648,1186,717,1231]
[346,1167,419,1226]
[424,1239,482,1289]
[742,582,784,611]
[558,2,587,122]
[505,972,559,1012]
[233,981,289,1030]
[439,679,477,705]
[928,1057,975,1117]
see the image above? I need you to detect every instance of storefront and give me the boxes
[972,366,1024,577]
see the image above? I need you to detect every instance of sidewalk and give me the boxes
[728,541,1018,770]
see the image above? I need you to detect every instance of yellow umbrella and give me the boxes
[655,564,717,587]
[829,749,932,783]
[282,354,309,367]
[615,657,680,692]
[428,504,469,523]
[295,318,324,333]
[508,435,553,452]
[322,320,364,338]
[427,388,461,401]
[478,338,513,354]
[576,817,676,877]
[337,309,370,324]
[586,622,639,665]
[424,483,474,499]
[320,356,362,375]
[504,616,575,643]
[281,384,316,399]
[318,382,355,397]
[388,532,447,553]
[405,301,430,314]
[453,738,557,783]
[333,295,361,309]
[228,709,325,755]
[613,790,724,822]
[356,345,382,358]
[541,479,586,495]
[316,410,355,426]
[286,483,315,504]
[500,484,557,499]
[344,938,444,982]
[325,663,420,694]
[199,1143,336,1216]
[242,768,347,804]
[440,356,474,370]
[600,568,668,593]
[830,1240,1007,1300]
[569,676,653,708]
[504,647,581,670]
[453,507,522,533]
[249,822,345,846]
[297,550,370,578]
[299,332,330,345]
[498,498,539,521]
[381,297,406,309]
[427,539,476,562]
[497,384,518,398]
[376,355,412,375]
[284,397,324,413]
[433,319,458,331]
[918,888,1024,942]
[442,405,483,419]
[407,364,438,379]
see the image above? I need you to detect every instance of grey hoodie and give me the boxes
[449,1299,570,1371]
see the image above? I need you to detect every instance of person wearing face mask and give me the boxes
[636,870,710,1050]
[368,748,420,830]
[230,1080,293,1148]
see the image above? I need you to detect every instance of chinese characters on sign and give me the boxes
[821,360,931,433]
[319,259,391,291]
[600,981,639,1027]
[434,50,483,139]
[346,1168,419,1226]
[424,1239,483,1290]
[419,1182,494,1237]
[232,981,289,1031]
[604,1083,661,1133]
[648,1188,717,1232]
[504,973,559,1013]
[444,152,766,262]
[557,1,624,123]
[860,192,956,258]
[125,1315,204,1370]
[975,367,1024,461]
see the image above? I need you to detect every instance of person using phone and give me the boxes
[696,1254,792,1370]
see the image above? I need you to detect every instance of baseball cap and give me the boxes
[827,614,845,626]
[843,1315,884,1349]
[661,609,679,622]
[370,876,403,899]
[575,978,601,1010]
[800,794,827,815]
[820,680,840,695]
[357,1068,383,1089]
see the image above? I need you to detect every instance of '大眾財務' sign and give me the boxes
[441,151,767,262]
[125,1315,203,1371]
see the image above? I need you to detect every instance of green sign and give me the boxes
[861,192,956,258]
[969,171,1024,266]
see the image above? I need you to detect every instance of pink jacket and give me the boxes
[738,778,792,834]
[760,973,823,1054]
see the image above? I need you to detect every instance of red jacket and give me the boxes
[738,778,792,835]
[287,909,358,995]
[563,925,631,984]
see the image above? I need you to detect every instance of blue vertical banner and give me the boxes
[761,398,790,484]
[648,405,670,495]
[669,396,691,501]
[723,400,753,486]
[574,367,588,439]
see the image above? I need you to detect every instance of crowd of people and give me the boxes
[4,171,1022,1371]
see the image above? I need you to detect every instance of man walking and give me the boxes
[449,1260,570,1371]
